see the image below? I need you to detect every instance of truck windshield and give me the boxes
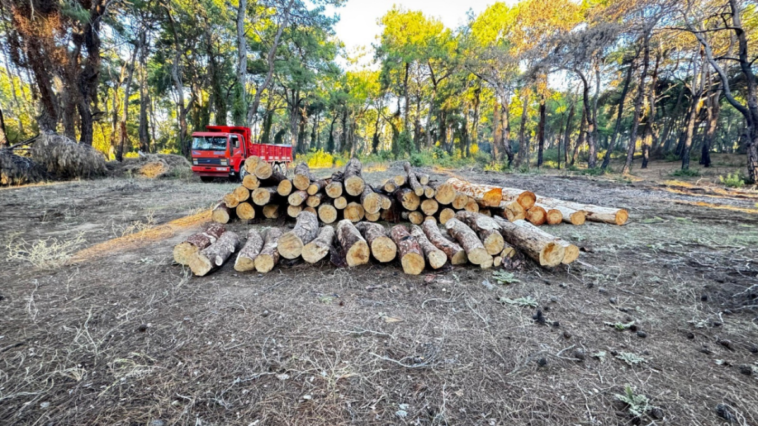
[192,136,227,151]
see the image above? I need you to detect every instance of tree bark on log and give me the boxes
[390,225,425,275]
[293,162,316,190]
[189,231,240,276]
[361,185,382,214]
[536,197,627,225]
[403,162,424,196]
[259,170,288,187]
[173,223,226,265]
[234,228,264,272]
[254,228,283,273]
[236,202,256,221]
[446,177,503,207]
[302,226,336,264]
[445,218,492,265]
[212,202,233,224]
[343,158,365,196]
[356,222,397,263]
[336,219,370,267]
[307,179,329,195]
[410,225,447,269]
[278,211,319,259]
[454,211,505,255]
[492,216,565,267]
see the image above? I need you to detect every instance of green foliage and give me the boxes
[498,296,537,308]
[670,168,701,177]
[614,386,652,418]
[493,271,520,285]
[719,172,746,188]
[616,352,646,366]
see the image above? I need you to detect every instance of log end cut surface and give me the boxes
[401,252,425,275]
[346,241,370,267]
[370,236,397,263]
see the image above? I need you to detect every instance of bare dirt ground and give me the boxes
[1,159,757,426]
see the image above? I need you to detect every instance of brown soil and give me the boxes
[1,161,757,425]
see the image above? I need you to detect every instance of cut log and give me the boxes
[361,185,382,214]
[173,223,226,265]
[189,231,240,276]
[432,182,456,205]
[422,219,467,265]
[418,174,430,185]
[454,211,505,256]
[288,190,309,206]
[396,188,421,211]
[381,204,401,223]
[223,192,240,209]
[548,204,586,225]
[336,219,370,267]
[212,202,233,224]
[306,193,324,208]
[479,209,492,217]
[254,160,273,179]
[252,187,278,206]
[501,244,516,259]
[410,225,447,269]
[343,158,365,196]
[479,256,494,270]
[302,226,336,264]
[392,174,406,186]
[303,206,317,215]
[356,222,397,263]
[379,193,392,210]
[325,180,343,198]
[263,204,280,219]
[278,211,319,259]
[293,163,316,190]
[438,208,456,225]
[277,179,293,197]
[402,211,424,225]
[390,225,425,275]
[536,197,627,225]
[493,256,503,268]
[287,205,302,218]
[464,197,480,213]
[499,200,526,222]
[234,228,264,272]
[526,205,547,226]
[420,199,439,216]
[260,170,288,187]
[254,228,283,273]
[343,202,365,222]
[445,218,492,265]
[236,202,256,221]
[447,177,503,207]
[242,174,260,190]
[365,211,381,222]
[452,192,468,210]
[423,185,435,198]
[403,162,424,196]
[383,180,397,193]
[307,179,328,195]
[243,156,261,174]
[535,203,562,225]
[317,201,338,224]
[334,196,348,210]
[492,216,565,267]
[556,240,580,264]
[502,188,536,210]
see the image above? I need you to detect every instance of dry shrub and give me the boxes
[113,153,192,179]
[0,149,48,185]
[5,232,85,269]
[30,132,107,179]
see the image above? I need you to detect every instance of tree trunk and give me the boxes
[235,0,248,125]
[0,107,7,147]
[390,225,425,275]
[356,222,397,263]
[189,231,240,276]
[701,86,720,168]
[234,228,264,272]
[562,97,576,168]
[516,91,529,168]
[536,95,546,167]
[622,36,651,174]
[278,211,319,259]
[682,54,705,171]
[602,63,634,169]
[302,226,336,264]
[572,108,586,166]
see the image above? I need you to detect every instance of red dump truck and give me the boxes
[190,125,293,181]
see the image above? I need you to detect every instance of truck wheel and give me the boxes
[238,166,248,182]
[200,177,214,183]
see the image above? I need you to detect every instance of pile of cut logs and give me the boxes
[175,157,628,276]
[211,156,628,228]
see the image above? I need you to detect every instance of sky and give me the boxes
[327,0,513,68]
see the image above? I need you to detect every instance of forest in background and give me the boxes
[2,0,758,183]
